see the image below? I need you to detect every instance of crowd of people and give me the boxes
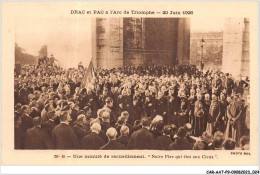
[14,56,250,150]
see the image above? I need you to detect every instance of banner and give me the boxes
[82,58,95,87]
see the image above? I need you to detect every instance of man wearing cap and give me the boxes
[128,117,155,150]
[81,123,105,149]
[24,117,53,149]
[100,127,126,150]
[52,112,78,149]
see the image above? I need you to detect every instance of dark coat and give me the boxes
[52,123,78,149]
[116,135,130,147]
[100,140,126,150]
[42,119,56,138]
[24,126,53,149]
[128,128,155,150]
[98,129,108,143]
[73,124,86,146]
[20,114,33,131]
[30,107,41,118]
[81,132,105,149]
[101,122,111,132]
[186,136,196,145]
[15,126,26,149]
[155,135,173,150]
[168,137,193,150]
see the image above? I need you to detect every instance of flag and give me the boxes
[82,58,95,87]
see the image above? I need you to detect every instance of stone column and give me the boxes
[92,18,97,68]
[222,18,250,77]
[95,18,123,69]
[177,18,190,65]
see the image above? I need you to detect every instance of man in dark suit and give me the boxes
[52,112,78,149]
[20,105,33,131]
[155,125,173,150]
[128,117,155,150]
[73,114,87,146]
[116,125,130,147]
[24,117,53,149]
[100,127,126,150]
[15,114,26,149]
[184,123,196,145]
[168,127,193,150]
[42,111,56,138]
[81,123,105,149]
[29,100,41,118]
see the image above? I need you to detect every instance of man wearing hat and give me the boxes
[100,127,126,150]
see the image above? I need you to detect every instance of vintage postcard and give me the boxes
[1,1,258,166]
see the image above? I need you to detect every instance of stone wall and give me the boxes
[123,18,180,67]
[94,18,190,69]
[222,18,250,76]
[95,18,123,69]
[177,18,190,65]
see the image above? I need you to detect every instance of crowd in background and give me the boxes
[14,56,250,150]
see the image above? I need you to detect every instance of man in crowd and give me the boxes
[14,57,250,150]
[52,112,78,149]
[24,117,53,149]
[128,117,155,150]
[100,127,126,150]
[81,123,105,149]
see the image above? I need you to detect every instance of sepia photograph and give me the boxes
[1,1,258,167]
[14,16,250,151]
